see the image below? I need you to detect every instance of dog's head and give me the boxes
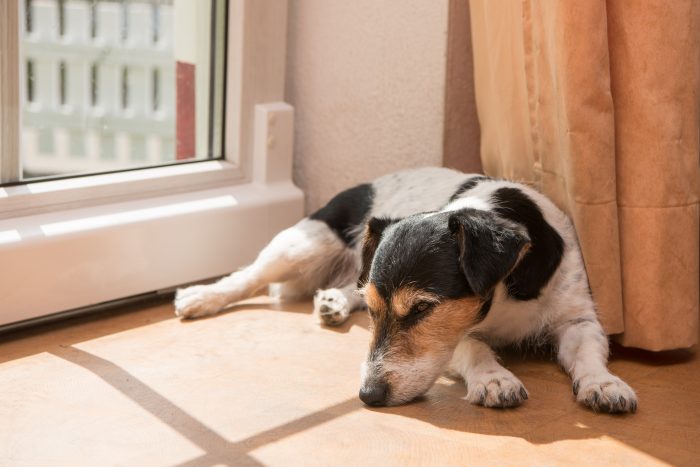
[357,209,530,406]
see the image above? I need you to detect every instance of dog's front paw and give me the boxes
[174,285,225,319]
[313,288,351,326]
[573,373,637,413]
[465,369,529,408]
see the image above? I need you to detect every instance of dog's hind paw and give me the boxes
[174,285,225,319]
[465,370,528,408]
[314,288,352,326]
[574,373,637,414]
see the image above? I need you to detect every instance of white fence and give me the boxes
[22,0,176,177]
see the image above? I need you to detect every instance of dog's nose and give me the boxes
[359,383,388,406]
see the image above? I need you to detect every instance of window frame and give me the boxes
[0,0,21,184]
[0,0,285,218]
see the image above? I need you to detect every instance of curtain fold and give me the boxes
[469,0,699,350]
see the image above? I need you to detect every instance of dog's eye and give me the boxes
[412,301,434,314]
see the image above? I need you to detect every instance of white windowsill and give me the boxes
[0,177,304,326]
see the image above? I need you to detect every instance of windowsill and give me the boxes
[0,176,304,326]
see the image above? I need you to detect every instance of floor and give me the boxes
[0,297,698,467]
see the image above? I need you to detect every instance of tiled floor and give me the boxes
[1,297,697,466]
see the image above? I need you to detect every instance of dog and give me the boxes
[174,167,637,413]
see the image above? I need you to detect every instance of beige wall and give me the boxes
[286,0,450,213]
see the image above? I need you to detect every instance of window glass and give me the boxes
[21,0,226,181]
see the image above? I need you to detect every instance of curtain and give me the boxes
[469,0,699,350]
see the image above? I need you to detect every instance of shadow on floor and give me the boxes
[51,345,361,467]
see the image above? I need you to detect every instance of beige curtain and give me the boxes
[469,0,699,350]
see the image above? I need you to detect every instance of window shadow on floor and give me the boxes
[51,345,362,467]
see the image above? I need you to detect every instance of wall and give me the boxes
[286,0,450,213]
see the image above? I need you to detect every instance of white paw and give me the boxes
[313,289,351,326]
[465,368,528,408]
[174,285,226,319]
[573,372,637,413]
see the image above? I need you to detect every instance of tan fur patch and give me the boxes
[384,297,483,361]
[364,283,386,317]
[358,225,382,285]
[390,286,439,318]
[404,297,482,351]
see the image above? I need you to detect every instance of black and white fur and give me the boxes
[175,167,637,413]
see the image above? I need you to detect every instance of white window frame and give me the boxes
[0,0,303,327]
[0,1,21,185]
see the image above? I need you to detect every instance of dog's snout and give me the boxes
[359,382,389,407]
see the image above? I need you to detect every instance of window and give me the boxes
[19,0,227,181]
[0,0,302,328]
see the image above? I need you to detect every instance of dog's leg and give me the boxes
[174,219,354,319]
[448,337,528,408]
[554,317,637,413]
[313,284,366,326]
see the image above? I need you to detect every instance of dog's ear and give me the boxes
[357,217,399,287]
[448,210,530,298]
